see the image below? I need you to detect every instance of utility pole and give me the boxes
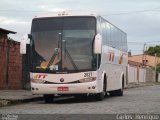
[142,43,146,66]
[155,53,157,82]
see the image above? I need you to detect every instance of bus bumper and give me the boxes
[31,81,98,95]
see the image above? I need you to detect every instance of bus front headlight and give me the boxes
[31,79,46,84]
[79,77,96,83]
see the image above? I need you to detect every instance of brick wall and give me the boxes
[0,33,7,89]
[0,33,22,89]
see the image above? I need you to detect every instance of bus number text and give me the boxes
[84,72,92,77]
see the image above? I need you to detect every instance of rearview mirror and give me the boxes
[94,34,102,54]
[28,34,32,40]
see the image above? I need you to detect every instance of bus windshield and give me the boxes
[30,17,97,73]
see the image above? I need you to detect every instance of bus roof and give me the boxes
[33,11,126,34]
[34,11,97,19]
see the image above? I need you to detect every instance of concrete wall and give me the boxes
[146,68,155,82]
[128,65,138,83]
[128,65,146,83]
[158,73,160,82]
[139,68,146,82]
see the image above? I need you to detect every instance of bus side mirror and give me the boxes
[20,34,30,54]
[94,34,102,54]
[28,34,32,40]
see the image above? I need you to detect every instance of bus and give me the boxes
[21,11,128,103]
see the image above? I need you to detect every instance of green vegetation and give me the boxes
[145,45,160,73]
[145,45,160,57]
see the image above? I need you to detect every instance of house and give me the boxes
[128,54,160,67]
[128,54,159,83]
[0,28,22,89]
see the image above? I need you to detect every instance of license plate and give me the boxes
[57,87,69,91]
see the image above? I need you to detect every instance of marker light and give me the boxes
[79,77,96,83]
[31,79,46,84]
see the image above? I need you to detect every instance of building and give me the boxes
[0,28,22,89]
[128,54,160,67]
[128,54,159,83]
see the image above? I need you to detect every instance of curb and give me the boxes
[125,82,160,89]
[1,83,159,107]
[125,83,145,89]
[0,96,43,107]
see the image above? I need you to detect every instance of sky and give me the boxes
[0,0,160,55]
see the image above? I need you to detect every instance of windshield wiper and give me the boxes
[47,48,59,68]
[65,47,79,71]
[47,33,62,69]
[63,39,79,71]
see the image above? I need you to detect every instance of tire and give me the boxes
[115,88,123,96]
[110,77,124,96]
[117,76,124,96]
[95,92,105,101]
[109,89,123,96]
[95,78,106,101]
[43,94,54,103]
[75,94,87,100]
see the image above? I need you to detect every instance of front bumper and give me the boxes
[31,81,98,95]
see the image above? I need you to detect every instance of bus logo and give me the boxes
[109,51,115,62]
[60,78,64,82]
[34,74,47,79]
[119,53,125,64]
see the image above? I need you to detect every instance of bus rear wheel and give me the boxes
[43,94,54,103]
[110,77,124,96]
[110,88,123,96]
[116,88,123,96]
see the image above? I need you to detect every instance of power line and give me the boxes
[0,9,46,13]
[101,7,160,16]
[128,41,160,44]
[128,41,144,44]
[0,7,160,15]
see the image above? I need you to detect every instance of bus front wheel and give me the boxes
[110,88,123,96]
[43,94,54,103]
[95,80,106,101]
[95,92,105,101]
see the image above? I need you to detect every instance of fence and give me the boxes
[128,65,146,83]
[128,65,156,83]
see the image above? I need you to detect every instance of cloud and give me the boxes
[0,0,160,54]
[0,16,16,24]
[0,15,31,41]
[0,16,29,25]
[47,8,66,12]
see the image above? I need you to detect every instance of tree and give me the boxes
[145,45,160,57]
[155,63,160,73]
[145,45,160,74]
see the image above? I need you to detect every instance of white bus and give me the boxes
[23,11,127,103]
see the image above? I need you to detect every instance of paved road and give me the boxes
[0,85,160,119]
